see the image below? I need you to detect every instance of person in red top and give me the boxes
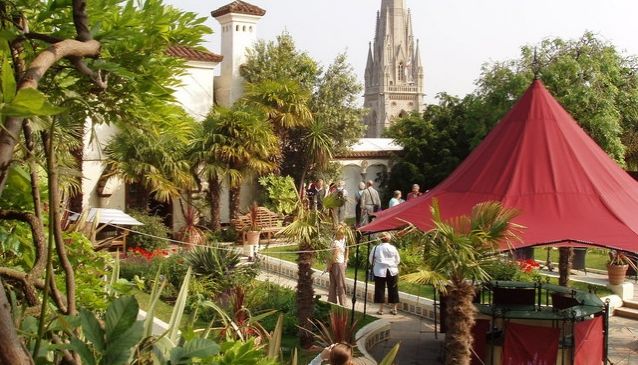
[406,184,422,200]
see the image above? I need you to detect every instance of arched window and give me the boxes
[236,25,239,31]
[249,26,253,32]
[242,25,246,31]
[398,63,405,81]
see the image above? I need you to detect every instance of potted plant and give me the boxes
[244,202,261,258]
[607,250,638,285]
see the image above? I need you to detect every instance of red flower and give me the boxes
[517,258,540,273]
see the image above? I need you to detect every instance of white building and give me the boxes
[82,0,403,227]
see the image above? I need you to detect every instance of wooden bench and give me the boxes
[231,206,284,244]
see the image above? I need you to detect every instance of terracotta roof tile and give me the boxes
[166,45,223,63]
[211,1,266,18]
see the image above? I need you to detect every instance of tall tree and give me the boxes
[472,32,638,165]
[105,105,196,205]
[404,201,520,365]
[0,0,211,362]
[240,34,364,184]
[192,106,278,223]
[384,93,473,198]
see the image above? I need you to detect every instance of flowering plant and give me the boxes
[128,247,169,261]
[516,258,540,273]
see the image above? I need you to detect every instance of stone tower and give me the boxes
[363,0,424,137]
[212,1,266,107]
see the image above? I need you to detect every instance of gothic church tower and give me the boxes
[363,0,424,137]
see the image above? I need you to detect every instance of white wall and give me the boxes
[172,61,217,121]
[342,164,364,218]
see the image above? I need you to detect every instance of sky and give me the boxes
[164,0,638,104]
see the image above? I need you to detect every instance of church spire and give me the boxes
[365,42,374,87]
[362,0,424,137]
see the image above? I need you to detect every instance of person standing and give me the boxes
[331,180,348,224]
[406,184,422,200]
[359,180,381,226]
[327,226,348,306]
[388,190,404,208]
[354,182,366,227]
[369,232,400,315]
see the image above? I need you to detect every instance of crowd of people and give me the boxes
[304,179,426,227]
[303,179,426,315]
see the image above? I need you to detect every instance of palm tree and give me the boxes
[191,105,278,223]
[105,109,196,206]
[190,118,239,231]
[403,200,520,365]
[243,79,313,132]
[278,194,335,348]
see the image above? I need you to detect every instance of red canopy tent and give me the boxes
[361,80,638,252]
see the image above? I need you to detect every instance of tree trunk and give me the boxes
[444,280,476,365]
[296,247,315,348]
[43,131,76,315]
[68,142,84,214]
[229,185,241,220]
[558,247,573,287]
[208,176,221,231]
[0,282,34,365]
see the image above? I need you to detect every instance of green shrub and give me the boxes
[59,232,114,312]
[208,227,239,243]
[398,246,423,274]
[258,174,297,215]
[484,258,520,281]
[183,246,257,296]
[127,209,170,251]
[119,255,153,281]
[150,253,188,291]
[245,281,331,336]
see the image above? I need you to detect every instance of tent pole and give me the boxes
[604,299,610,364]
[363,233,372,315]
[433,286,438,339]
[350,231,361,327]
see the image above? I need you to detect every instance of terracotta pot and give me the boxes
[607,263,628,285]
[244,230,260,258]
[246,230,260,245]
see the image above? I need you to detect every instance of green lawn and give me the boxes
[135,291,175,323]
[533,247,610,270]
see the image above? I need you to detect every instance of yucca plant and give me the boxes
[176,205,205,248]
[306,307,358,348]
[183,246,257,296]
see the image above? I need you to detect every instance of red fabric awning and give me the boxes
[361,80,638,253]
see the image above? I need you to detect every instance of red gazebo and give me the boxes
[361,80,638,253]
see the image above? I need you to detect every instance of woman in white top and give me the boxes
[369,232,401,315]
[388,190,404,208]
[328,226,348,305]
